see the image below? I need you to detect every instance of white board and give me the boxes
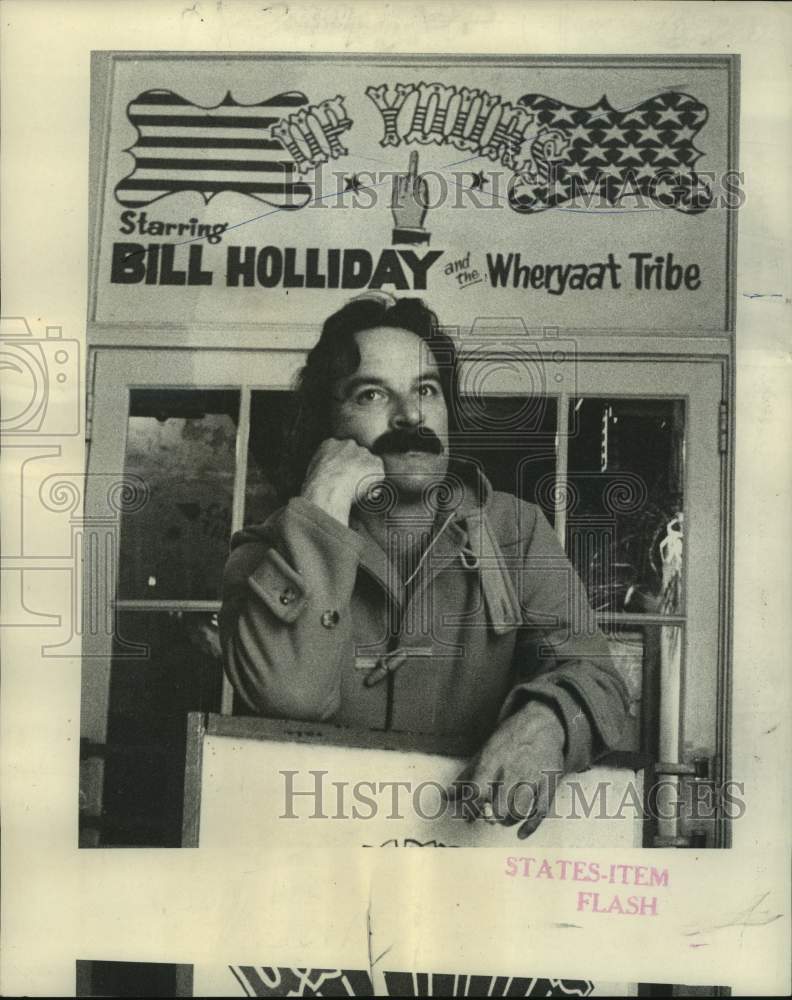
[195,731,643,851]
[187,725,641,995]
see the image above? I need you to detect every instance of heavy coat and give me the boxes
[220,471,629,772]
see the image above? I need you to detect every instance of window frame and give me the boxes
[81,344,732,849]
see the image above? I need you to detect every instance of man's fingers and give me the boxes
[447,760,513,825]
[517,778,553,839]
[492,782,535,827]
[517,809,546,839]
[476,764,505,824]
[407,149,419,178]
[499,813,521,828]
[444,762,478,820]
[444,760,557,832]
[477,763,513,816]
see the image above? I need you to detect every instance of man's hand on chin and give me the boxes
[446,702,566,840]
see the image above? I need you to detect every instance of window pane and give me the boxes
[245,390,294,525]
[117,389,240,600]
[455,394,558,523]
[602,626,644,754]
[567,398,684,615]
[98,611,223,846]
[600,622,683,759]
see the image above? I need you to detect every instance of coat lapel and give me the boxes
[348,510,404,613]
[347,464,505,620]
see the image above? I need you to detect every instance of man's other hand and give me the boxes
[300,437,385,526]
[446,701,566,839]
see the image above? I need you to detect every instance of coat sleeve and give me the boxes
[498,505,630,773]
[219,497,366,720]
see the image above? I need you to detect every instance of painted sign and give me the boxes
[91,55,735,334]
[191,731,642,850]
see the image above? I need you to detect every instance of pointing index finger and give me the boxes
[407,149,419,178]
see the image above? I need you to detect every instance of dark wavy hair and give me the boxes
[280,294,459,499]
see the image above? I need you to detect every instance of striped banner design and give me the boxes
[115,89,315,209]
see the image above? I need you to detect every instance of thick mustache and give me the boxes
[371,428,444,456]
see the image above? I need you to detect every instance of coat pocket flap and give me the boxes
[247,547,309,623]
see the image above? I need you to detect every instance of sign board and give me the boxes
[184,716,642,996]
[186,716,644,851]
[90,54,736,338]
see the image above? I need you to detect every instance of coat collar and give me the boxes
[349,459,495,604]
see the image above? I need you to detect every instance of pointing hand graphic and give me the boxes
[391,150,431,245]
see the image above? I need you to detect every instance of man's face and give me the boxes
[331,326,450,496]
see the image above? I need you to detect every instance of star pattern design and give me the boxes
[582,144,608,163]
[636,125,664,145]
[509,91,713,214]
[564,161,589,179]
[548,104,576,126]
[585,99,614,125]
[655,105,684,126]
[615,142,645,163]
[600,122,630,143]
[597,161,624,179]
[634,162,657,181]
[673,125,698,143]
[652,144,679,163]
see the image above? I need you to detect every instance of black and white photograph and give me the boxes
[1,3,790,998]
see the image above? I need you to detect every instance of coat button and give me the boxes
[279,587,297,605]
[320,610,340,629]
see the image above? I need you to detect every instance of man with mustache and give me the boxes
[220,294,629,837]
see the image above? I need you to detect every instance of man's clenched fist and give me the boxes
[301,437,385,526]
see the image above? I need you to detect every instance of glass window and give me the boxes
[84,351,721,850]
[117,390,240,600]
[566,398,685,615]
[454,394,558,523]
[99,611,223,846]
[602,623,683,760]
[245,390,294,526]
